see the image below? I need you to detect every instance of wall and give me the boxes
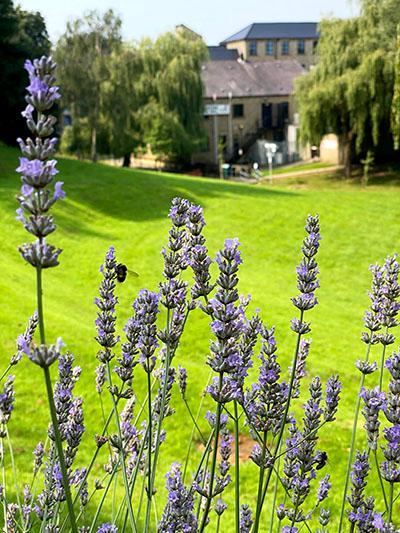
[226,38,317,69]
[193,94,296,166]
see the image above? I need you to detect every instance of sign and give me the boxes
[204,104,230,116]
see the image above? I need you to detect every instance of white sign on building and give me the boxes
[204,104,230,116]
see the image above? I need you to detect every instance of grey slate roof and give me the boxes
[208,46,239,61]
[201,59,305,98]
[221,22,319,43]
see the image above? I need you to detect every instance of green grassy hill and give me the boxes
[1,144,399,529]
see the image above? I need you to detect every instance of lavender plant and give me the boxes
[2,55,400,532]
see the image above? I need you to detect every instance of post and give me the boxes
[227,92,233,160]
[212,94,219,167]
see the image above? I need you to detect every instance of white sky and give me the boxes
[18,0,359,45]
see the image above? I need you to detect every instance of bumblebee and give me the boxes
[315,451,328,470]
[115,263,139,283]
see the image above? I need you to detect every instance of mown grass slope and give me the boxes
[1,144,399,529]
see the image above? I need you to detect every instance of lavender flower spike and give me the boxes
[291,214,320,315]
[17,56,64,269]
[159,463,197,532]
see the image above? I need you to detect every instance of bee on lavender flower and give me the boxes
[115,263,139,283]
[315,451,328,470]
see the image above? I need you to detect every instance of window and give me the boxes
[249,41,257,56]
[277,102,289,128]
[313,40,318,52]
[233,104,244,118]
[265,40,274,56]
[281,40,289,55]
[297,40,305,55]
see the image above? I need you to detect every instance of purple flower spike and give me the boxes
[17,55,63,273]
[291,215,320,314]
[159,463,197,532]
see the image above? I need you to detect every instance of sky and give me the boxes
[18,0,359,45]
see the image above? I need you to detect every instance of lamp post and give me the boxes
[212,93,218,167]
[264,142,278,183]
[227,91,233,160]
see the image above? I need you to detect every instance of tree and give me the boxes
[392,27,400,150]
[0,0,50,145]
[137,28,208,166]
[102,44,144,166]
[296,0,400,177]
[55,10,122,162]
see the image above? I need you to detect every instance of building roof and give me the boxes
[221,22,319,43]
[208,46,239,61]
[201,59,305,98]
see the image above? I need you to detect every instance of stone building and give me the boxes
[221,22,319,69]
[193,56,305,168]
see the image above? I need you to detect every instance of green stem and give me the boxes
[388,482,394,523]
[183,371,212,483]
[378,337,388,392]
[233,400,240,533]
[199,374,223,533]
[0,365,12,385]
[106,363,136,532]
[43,366,78,532]
[1,438,8,533]
[88,463,119,533]
[146,368,152,514]
[216,513,221,533]
[36,266,45,344]
[145,308,172,531]
[338,342,372,532]
[268,456,280,533]
[6,430,22,523]
[253,431,267,533]
[257,310,305,519]
[184,398,207,444]
[373,450,388,513]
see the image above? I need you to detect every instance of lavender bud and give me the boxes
[319,508,330,527]
[240,504,253,532]
[324,375,341,422]
[317,474,331,503]
[19,239,61,268]
[355,360,378,375]
[96,524,118,533]
[214,498,227,516]
[33,441,45,474]
[178,366,187,399]
[159,463,197,532]
[95,364,106,393]
[291,215,320,312]
[0,376,15,434]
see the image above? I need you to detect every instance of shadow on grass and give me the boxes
[0,146,298,233]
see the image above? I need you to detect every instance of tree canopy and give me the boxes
[55,9,123,162]
[0,0,50,145]
[296,0,400,176]
[55,16,207,166]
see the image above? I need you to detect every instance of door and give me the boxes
[262,103,272,129]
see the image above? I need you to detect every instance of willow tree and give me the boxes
[102,44,144,166]
[137,27,208,165]
[55,10,122,162]
[392,27,400,149]
[296,0,400,177]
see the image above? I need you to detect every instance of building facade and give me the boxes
[193,57,304,168]
[221,22,319,69]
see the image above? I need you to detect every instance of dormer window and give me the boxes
[249,41,257,56]
[281,40,289,55]
[265,40,274,55]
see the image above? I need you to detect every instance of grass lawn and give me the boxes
[261,161,335,176]
[1,143,400,530]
